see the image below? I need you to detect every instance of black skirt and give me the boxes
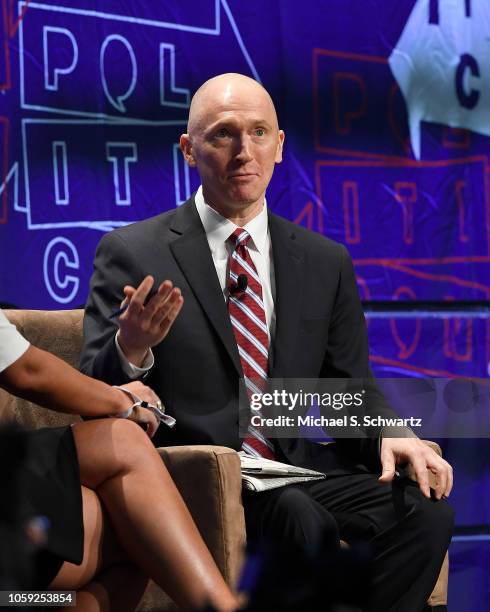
[1,426,84,588]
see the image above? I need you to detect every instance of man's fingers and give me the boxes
[126,276,155,316]
[427,456,453,499]
[378,449,396,483]
[121,277,178,322]
[118,276,182,352]
[134,280,181,331]
[428,464,446,499]
[158,294,184,332]
[379,439,454,501]
[123,285,136,299]
[120,286,136,308]
[445,462,454,497]
[151,289,183,329]
[145,283,177,323]
[157,279,174,296]
[411,455,431,498]
[142,281,174,319]
[436,461,448,500]
[378,468,395,483]
[433,470,447,500]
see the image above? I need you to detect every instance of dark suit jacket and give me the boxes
[80,196,399,474]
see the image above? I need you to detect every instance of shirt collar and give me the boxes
[194,185,269,255]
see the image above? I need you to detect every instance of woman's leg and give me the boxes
[51,486,148,612]
[70,419,237,611]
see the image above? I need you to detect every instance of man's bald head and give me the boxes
[187,73,279,136]
[180,72,284,224]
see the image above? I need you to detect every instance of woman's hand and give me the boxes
[120,381,161,406]
[114,381,162,438]
[128,405,160,438]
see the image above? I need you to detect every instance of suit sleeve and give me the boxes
[319,245,405,469]
[80,230,145,385]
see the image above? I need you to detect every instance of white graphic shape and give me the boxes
[52,141,69,205]
[160,44,190,108]
[21,119,186,231]
[100,35,137,113]
[26,0,220,33]
[43,236,80,304]
[20,2,261,119]
[106,142,138,205]
[173,143,191,206]
[0,164,23,212]
[43,26,79,91]
[389,0,490,159]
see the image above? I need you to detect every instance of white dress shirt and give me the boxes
[117,186,276,376]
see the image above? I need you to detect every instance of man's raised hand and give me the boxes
[117,275,184,366]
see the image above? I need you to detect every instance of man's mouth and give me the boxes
[228,173,257,180]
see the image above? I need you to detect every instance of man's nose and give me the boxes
[234,135,253,162]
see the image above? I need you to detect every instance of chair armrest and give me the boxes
[421,440,442,456]
[157,445,245,586]
[1,309,83,430]
[421,440,449,607]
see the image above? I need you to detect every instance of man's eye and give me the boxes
[255,128,265,136]
[215,128,229,138]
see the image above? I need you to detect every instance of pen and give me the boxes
[109,289,158,319]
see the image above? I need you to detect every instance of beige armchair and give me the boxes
[0,309,448,610]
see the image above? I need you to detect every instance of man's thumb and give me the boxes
[379,456,396,483]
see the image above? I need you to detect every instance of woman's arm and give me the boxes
[0,344,156,418]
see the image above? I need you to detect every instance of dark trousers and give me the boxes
[243,471,454,612]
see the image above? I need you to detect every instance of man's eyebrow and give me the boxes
[206,119,236,131]
[205,117,274,132]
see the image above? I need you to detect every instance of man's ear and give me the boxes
[180,134,196,166]
[275,130,285,163]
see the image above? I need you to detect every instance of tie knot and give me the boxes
[229,228,250,248]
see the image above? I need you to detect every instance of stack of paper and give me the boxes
[239,452,326,492]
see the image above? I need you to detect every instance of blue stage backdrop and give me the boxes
[0,2,489,607]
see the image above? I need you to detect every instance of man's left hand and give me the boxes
[379,437,453,500]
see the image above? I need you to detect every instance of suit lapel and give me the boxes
[268,213,305,377]
[169,199,242,375]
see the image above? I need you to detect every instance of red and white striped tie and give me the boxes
[227,228,275,460]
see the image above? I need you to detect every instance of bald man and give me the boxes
[81,74,453,611]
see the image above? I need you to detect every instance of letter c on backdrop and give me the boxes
[43,237,80,304]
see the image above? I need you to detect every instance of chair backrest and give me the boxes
[0,309,84,429]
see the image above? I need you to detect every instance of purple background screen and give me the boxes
[0,2,488,607]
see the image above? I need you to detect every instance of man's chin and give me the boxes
[230,196,259,206]
[227,187,264,207]
[203,185,265,214]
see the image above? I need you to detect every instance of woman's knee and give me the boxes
[103,419,158,476]
[74,418,156,488]
[109,418,153,447]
